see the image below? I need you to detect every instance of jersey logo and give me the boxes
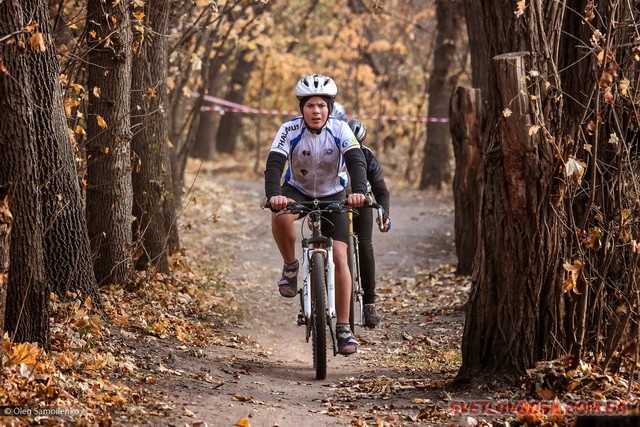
[323,148,334,155]
[341,136,357,148]
[277,123,301,149]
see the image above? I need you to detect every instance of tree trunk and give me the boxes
[459,48,566,380]
[459,0,640,380]
[0,0,50,347]
[190,57,228,161]
[216,50,256,154]
[0,184,13,363]
[450,86,482,275]
[25,1,99,300]
[85,0,134,286]
[451,0,492,279]
[131,0,178,272]
[419,0,463,190]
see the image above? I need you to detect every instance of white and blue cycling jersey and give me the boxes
[269,116,360,198]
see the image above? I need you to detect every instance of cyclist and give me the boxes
[347,118,391,328]
[264,73,368,355]
[333,101,347,120]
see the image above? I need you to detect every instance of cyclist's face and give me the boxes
[302,96,329,130]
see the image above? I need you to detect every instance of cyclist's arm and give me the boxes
[344,148,367,196]
[264,151,287,199]
[364,148,390,218]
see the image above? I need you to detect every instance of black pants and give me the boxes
[353,206,376,304]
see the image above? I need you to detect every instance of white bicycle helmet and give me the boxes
[348,119,367,143]
[295,74,338,99]
[333,101,347,120]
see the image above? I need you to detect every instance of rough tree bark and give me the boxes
[0,185,13,363]
[131,0,178,272]
[450,86,482,275]
[85,0,134,285]
[25,1,99,299]
[0,1,50,347]
[419,0,463,190]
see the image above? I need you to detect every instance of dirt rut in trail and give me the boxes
[148,173,458,427]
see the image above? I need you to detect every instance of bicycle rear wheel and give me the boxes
[311,252,327,380]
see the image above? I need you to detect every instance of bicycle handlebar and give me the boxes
[262,196,389,232]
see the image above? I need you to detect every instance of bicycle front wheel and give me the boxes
[311,252,327,380]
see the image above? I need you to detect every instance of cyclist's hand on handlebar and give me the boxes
[347,193,366,208]
[377,217,391,233]
[269,195,291,211]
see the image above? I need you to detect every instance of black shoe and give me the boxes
[364,304,380,328]
[278,260,299,298]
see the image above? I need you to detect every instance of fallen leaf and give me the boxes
[234,418,250,427]
[181,407,195,417]
[619,77,630,96]
[97,115,107,129]
[23,21,39,33]
[528,125,540,136]
[29,33,46,52]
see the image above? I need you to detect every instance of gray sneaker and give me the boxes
[363,304,380,328]
[278,260,299,298]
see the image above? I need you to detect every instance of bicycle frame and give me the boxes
[348,212,364,328]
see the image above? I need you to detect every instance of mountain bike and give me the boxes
[263,197,384,380]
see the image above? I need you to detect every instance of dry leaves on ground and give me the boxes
[0,255,240,426]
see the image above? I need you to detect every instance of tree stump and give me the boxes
[450,85,483,275]
[0,184,13,368]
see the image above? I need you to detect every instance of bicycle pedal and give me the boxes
[297,313,306,325]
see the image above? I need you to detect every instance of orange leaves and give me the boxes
[96,115,108,129]
[234,417,251,427]
[580,227,602,250]
[562,260,583,294]
[0,57,7,74]
[2,340,42,367]
[146,87,157,99]
[514,1,526,18]
[132,11,145,21]
[584,1,595,22]
[28,33,47,52]
[22,21,47,52]
[23,22,39,33]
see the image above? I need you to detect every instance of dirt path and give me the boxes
[147,167,463,427]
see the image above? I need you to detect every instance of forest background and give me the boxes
[1,0,640,425]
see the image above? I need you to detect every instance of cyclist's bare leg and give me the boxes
[332,241,351,324]
[271,212,298,264]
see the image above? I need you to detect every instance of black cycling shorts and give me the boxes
[281,183,349,244]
